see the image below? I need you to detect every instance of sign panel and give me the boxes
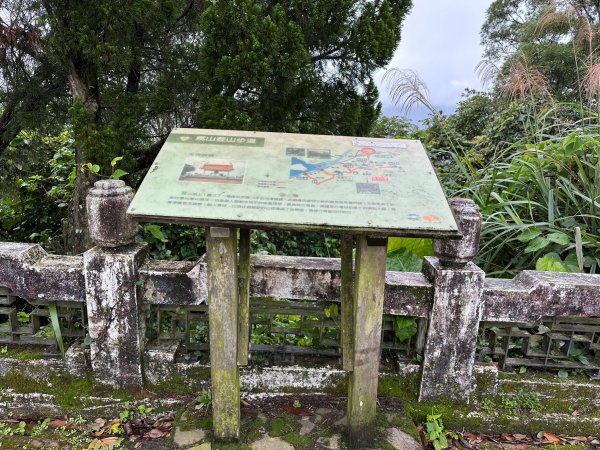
[128,129,459,237]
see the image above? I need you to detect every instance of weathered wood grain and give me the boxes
[238,229,251,366]
[340,235,354,371]
[347,236,388,446]
[206,227,240,440]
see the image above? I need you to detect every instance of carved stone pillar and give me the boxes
[419,198,485,402]
[84,180,147,387]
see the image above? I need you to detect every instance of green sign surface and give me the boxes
[128,129,459,237]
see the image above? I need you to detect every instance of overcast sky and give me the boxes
[375,1,494,123]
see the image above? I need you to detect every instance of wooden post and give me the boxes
[238,228,251,366]
[347,235,388,447]
[340,235,354,371]
[206,227,240,441]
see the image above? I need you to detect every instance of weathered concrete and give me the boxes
[173,427,206,448]
[87,179,137,248]
[386,428,422,450]
[0,243,84,302]
[251,436,294,450]
[483,270,600,322]
[419,258,485,402]
[83,243,148,388]
[2,240,600,331]
[139,259,207,305]
[419,197,486,403]
[432,198,481,268]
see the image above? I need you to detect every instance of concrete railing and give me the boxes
[0,181,599,404]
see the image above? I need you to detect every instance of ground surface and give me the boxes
[1,394,599,449]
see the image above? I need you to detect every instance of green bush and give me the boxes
[0,131,75,252]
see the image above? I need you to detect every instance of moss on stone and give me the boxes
[377,372,420,401]
[146,367,211,394]
[0,346,45,361]
[269,417,289,437]
[391,416,420,442]
[240,416,263,443]
[0,369,140,414]
[283,431,315,449]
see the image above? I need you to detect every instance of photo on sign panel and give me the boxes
[179,157,246,184]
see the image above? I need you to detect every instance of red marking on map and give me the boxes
[290,149,402,185]
[342,164,398,174]
[371,175,389,183]
[304,169,337,185]
[361,147,375,159]
[423,214,441,223]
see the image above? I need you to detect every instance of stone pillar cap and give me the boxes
[89,179,133,197]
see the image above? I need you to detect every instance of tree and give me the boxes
[0,0,206,252]
[369,115,417,138]
[195,0,411,136]
[0,0,413,254]
[480,0,600,102]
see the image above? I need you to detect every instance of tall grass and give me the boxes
[446,108,600,277]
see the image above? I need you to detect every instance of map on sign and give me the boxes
[127,129,459,237]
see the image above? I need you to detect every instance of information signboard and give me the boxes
[127,128,459,237]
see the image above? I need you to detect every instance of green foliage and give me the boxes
[392,316,418,343]
[48,302,65,357]
[119,402,132,423]
[480,0,597,102]
[139,224,206,261]
[451,126,600,277]
[195,388,212,412]
[425,413,448,450]
[0,130,75,251]
[251,230,340,258]
[501,391,542,415]
[386,237,433,272]
[196,0,412,135]
[370,115,417,138]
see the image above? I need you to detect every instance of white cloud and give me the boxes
[375,0,493,121]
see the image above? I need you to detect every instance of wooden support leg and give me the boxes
[347,235,388,447]
[206,227,240,441]
[238,228,251,366]
[340,235,354,371]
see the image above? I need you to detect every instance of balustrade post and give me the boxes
[83,180,147,388]
[419,198,485,402]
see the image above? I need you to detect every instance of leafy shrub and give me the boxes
[0,131,75,252]
[455,129,600,276]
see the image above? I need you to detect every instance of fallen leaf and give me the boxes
[48,419,67,428]
[571,410,581,416]
[88,440,102,450]
[465,433,478,442]
[283,405,311,416]
[88,436,123,450]
[543,432,560,444]
[144,428,168,439]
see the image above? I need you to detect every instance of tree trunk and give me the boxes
[63,62,97,255]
